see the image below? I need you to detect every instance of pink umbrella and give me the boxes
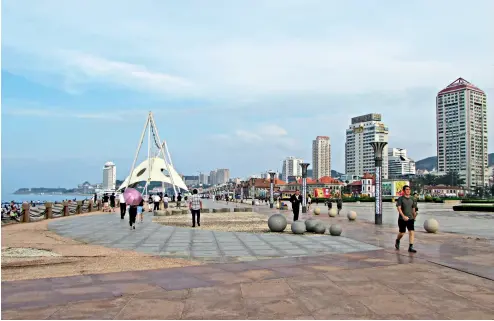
[123,188,143,206]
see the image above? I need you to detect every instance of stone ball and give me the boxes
[347,211,357,221]
[313,207,321,215]
[313,222,326,234]
[305,218,318,232]
[291,221,306,234]
[268,214,288,232]
[424,218,439,233]
[329,224,342,236]
[328,208,337,217]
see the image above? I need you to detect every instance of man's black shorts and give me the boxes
[398,219,415,233]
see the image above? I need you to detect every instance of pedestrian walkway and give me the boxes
[47,213,380,263]
[2,249,494,319]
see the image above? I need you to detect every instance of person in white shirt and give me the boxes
[119,191,126,219]
[163,194,169,209]
[188,189,202,227]
[152,194,161,211]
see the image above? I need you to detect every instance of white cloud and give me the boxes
[59,51,193,95]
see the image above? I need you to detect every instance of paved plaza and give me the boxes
[47,213,381,263]
[2,200,494,319]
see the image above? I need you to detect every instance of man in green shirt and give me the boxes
[395,185,418,253]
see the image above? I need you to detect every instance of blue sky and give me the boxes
[2,0,494,194]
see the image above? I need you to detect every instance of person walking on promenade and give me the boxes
[395,185,418,253]
[119,190,126,219]
[290,190,302,221]
[189,189,202,227]
[177,193,182,208]
[102,193,109,212]
[336,197,343,215]
[163,193,169,209]
[129,205,137,230]
[307,195,312,211]
[109,193,116,212]
[93,193,97,205]
[152,194,161,211]
[137,199,144,223]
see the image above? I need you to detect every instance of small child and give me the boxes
[137,199,144,223]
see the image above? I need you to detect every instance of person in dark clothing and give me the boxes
[93,193,97,204]
[102,194,109,212]
[177,193,182,208]
[109,193,116,212]
[129,205,137,230]
[290,190,302,221]
[327,199,333,210]
[336,198,343,215]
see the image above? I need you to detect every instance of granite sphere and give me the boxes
[313,207,321,215]
[424,218,439,233]
[268,214,288,232]
[329,224,342,236]
[305,218,318,232]
[328,208,337,217]
[314,222,326,234]
[291,221,306,234]
[347,211,357,221]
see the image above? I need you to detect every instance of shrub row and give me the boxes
[453,204,494,212]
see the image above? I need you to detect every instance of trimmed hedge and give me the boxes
[460,199,494,204]
[453,204,494,212]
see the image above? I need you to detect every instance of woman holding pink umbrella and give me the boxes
[123,188,143,230]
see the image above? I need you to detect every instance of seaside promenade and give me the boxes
[2,200,494,319]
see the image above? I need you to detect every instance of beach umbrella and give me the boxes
[123,188,143,206]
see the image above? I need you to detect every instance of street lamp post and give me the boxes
[370,142,388,225]
[268,171,276,208]
[300,163,310,213]
[250,178,256,205]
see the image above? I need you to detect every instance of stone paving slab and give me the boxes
[2,249,494,319]
[47,213,381,263]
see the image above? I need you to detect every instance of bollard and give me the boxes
[45,202,53,219]
[88,200,93,212]
[22,203,30,223]
[76,201,83,214]
[63,201,69,216]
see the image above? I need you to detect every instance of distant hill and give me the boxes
[331,170,344,178]
[416,153,494,171]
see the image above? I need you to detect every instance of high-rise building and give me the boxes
[282,157,303,182]
[209,170,217,185]
[436,78,488,189]
[215,169,230,185]
[199,173,209,185]
[388,148,416,177]
[102,161,116,191]
[345,113,389,179]
[312,136,331,179]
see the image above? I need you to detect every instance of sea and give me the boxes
[1,193,91,205]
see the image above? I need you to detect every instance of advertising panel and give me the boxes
[314,188,331,198]
[394,181,408,196]
[382,182,392,196]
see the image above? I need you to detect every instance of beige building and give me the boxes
[345,113,389,179]
[312,136,331,180]
[436,78,488,189]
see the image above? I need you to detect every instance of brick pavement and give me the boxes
[3,200,494,319]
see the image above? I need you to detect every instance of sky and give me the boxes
[1,0,494,194]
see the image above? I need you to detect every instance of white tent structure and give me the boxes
[117,112,188,195]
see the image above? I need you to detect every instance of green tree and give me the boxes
[436,171,465,186]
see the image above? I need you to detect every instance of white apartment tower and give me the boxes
[282,157,303,182]
[215,169,230,185]
[345,114,389,179]
[312,136,331,179]
[388,148,416,177]
[209,170,217,185]
[102,161,116,191]
[436,78,488,189]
